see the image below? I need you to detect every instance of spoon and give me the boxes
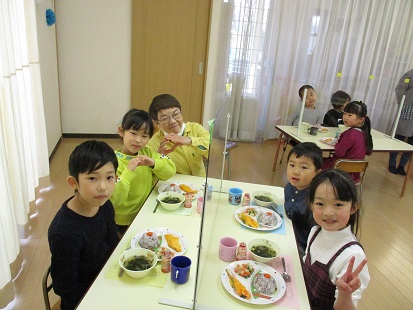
[281,257,291,282]
[118,246,132,277]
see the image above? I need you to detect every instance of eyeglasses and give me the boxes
[158,110,182,125]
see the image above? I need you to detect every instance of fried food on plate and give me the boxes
[239,213,259,228]
[226,269,251,300]
[179,184,198,194]
[164,233,182,252]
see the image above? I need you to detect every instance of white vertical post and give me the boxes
[391,95,405,139]
[296,88,307,137]
[220,113,231,191]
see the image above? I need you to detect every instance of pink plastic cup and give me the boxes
[219,237,237,262]
[196,196,204,214]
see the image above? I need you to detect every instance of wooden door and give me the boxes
[131,0,210,123]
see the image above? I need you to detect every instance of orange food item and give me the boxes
[226,269,251,300]
[179,184,197,194]
[239,213,259,228]
[165,233,182,252]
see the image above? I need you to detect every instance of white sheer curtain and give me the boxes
[0,0,49,289]
[213,0,413,141]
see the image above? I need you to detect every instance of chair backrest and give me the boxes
[333,159,368,183]
[42,266,53,310]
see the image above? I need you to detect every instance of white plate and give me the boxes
[221,260,286,304]
[234,206,282,231]
[130,227,188,261]
[320,137,337,145]
[158,182,201,200]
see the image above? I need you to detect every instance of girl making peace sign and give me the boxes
[303,169,370,309]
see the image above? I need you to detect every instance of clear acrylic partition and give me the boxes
[192,94,233,308]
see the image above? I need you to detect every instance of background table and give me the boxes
[272,125,413,197]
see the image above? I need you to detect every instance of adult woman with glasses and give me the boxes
[148,94,210,177]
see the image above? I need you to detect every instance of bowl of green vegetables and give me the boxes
[157,191,185,211]
[248,238,280,264]
[251,191,276,207]
[119,248,157,278]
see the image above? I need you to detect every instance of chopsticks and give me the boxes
[153,201,159,213]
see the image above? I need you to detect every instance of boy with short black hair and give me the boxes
[287,85,323,126]
[284,142,322,256]
[48,140,120,310]
[323,90,352,127]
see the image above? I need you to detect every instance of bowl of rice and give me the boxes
[119,248,157,278]
[251,191,276,207]
[248,238,280,264]
[157,191,185,211]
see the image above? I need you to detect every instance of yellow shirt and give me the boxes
[147,122,210,177]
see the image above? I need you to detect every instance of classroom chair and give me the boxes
[333,159,368,198]
[42,266,60,310]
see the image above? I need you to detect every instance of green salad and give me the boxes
[251,245,277,258]
[162,196,182,204]
[123,255,153,271]
[254,195,273,202]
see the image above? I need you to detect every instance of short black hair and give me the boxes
[287,142,323,169]
[121,109,154,137]
[331,90,351,109]
[148,94,182,121]
[68,140,118,182]
[298,85,315,99]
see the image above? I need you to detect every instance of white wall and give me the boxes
[36,0,218,148]
[35,1,61,156]
[56,0,131,134]
[203,0,221,126]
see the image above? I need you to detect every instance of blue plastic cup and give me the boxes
[207,184,213,200]
[228,188,243,205]
[171,256,191,284]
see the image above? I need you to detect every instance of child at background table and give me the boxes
[111,109,176,234]
[48,140,120,310]
[287,85,323,126]
[147,94,210,177]
[284,142,322,256]
[322,101,373,182]
[323,90,352,127]
[304,169,369,310]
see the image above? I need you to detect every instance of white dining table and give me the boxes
[76,174,310,309]
[272,125,413,197]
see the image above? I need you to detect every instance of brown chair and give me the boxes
[333,159,368,198]
[42,266,54,310]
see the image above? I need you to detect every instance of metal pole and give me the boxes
[220,113,231,192]
[391,95,405,139]
[297,88,307,138]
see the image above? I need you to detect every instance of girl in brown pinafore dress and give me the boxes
[303,170,370,309]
